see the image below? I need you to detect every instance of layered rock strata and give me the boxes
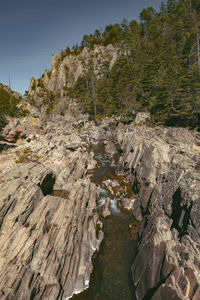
[117,126,200,300]
[0,116,105,300]
[0,113,200,300]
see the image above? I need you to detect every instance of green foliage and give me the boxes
[0,85,27,131]
[31,81,36,90]
[37,79,44,88]
[46,70,52,79]
[0,113,6,131]
[42,91,56,115]
[29,0,200,129]
[15,147,40,164]
[65,0,200,129]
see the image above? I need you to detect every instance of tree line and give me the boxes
[65,0,200,129]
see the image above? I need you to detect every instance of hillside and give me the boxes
[26,0,200,129]
[0,83,23,131]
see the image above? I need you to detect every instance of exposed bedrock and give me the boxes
[117,126,200,300]
[0,115,200,299]
[0,121,102,300]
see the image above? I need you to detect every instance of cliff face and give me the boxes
[27,45,118,116]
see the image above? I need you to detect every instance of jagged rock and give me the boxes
[119,197,135,211]
[26,45,119,117]
[1,113,200,300]
[0,163,101,299]
[0,115,109,299]
[104,140,117,156]
[134,112,150,124]
[117,126,200,300]
[101,197,111,218]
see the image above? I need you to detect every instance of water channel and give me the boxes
[71,142,139,300]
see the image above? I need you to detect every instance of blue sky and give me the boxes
[0,0,162,95]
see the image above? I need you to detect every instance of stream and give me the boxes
[71,142,139,300]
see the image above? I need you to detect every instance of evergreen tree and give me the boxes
[59,0,200,129]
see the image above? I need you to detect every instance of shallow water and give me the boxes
[71,142,139,300]
[71,214,139,300]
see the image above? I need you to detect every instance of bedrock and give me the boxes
[117,126,200,300]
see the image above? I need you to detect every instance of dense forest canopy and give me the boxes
[63,0,200,129]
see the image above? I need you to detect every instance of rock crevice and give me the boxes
[117,126,200,300]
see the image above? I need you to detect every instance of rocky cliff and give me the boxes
[26,45,118,117]
[0,112,200,299]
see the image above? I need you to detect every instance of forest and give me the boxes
[65,0,200,129]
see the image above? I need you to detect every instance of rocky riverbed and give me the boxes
[0,113,200,299]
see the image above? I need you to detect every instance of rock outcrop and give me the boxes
[26,45,119,117]
[0,112,200,299]
[0,164,100,299]
[117,125,200,300]
[0,116,105,300]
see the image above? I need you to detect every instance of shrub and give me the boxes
[15,147,40,164]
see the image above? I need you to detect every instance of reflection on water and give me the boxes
[71,142,139,300]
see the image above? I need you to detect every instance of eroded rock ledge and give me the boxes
[117,126,200,300]
[0,115,105,299]
[0,162,100,299]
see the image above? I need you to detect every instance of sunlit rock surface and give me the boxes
[0,161,100,299]
[0,113,199,299]
[117,126,200,300]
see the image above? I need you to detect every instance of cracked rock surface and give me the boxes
[0,113,200,300]
[117,125,200,300]
[0,115,104,300]
[0,163,100,300]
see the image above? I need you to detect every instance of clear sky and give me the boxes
[0,0,162,95]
